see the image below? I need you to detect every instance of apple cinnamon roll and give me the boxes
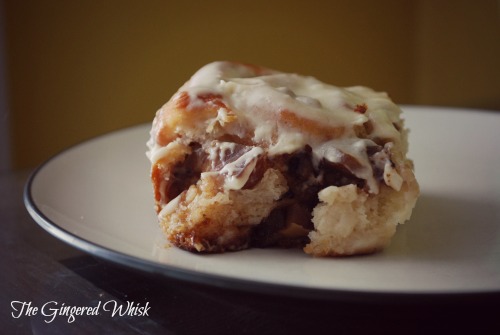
[147,61,419,256]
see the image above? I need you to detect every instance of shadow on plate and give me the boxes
[388,193,499,261]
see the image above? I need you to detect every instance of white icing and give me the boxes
[268,131,307,156]
[218,146,263,190]
[148,62,407,193]
[200,146,263,190]
[148,142,174,164]
[383,161,403,191]
[313,138,380,193]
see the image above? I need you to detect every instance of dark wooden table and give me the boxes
[1,170,499,334]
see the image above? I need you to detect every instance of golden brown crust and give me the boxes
[158,169,288,252]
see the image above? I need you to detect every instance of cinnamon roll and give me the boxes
[147,61,419,256]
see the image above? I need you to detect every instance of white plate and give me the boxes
[24,106,500,301]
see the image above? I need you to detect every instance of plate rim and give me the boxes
[23,106,500,303]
